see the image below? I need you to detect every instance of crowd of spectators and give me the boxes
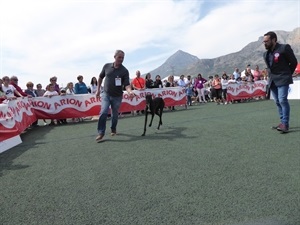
[0,75,93,126]
[129,65,271,106]
[0,66,267,105]
[0,75,91,103]
[1,64,298,125]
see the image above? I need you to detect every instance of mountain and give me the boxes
[147,50,200,76]
[148,27,300,79]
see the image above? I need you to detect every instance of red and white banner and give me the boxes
[0,98,37,142]
[227,80,267,101]
[0,88,186,144]
[32,87,186,119]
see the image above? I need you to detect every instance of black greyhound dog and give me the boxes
[141,94,165,136]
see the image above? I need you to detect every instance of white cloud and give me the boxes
[182,0,300,58]
[0,0,299,89]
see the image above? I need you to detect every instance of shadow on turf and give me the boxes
[230,217,293,225]
[0,125,53,177]
[104,126,198,142]
[273,126,300,134]
[289,126,300,133]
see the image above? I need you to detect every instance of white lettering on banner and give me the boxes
[7,100,33,118]
[0,88,186,143]
[122,88,186,105]
[31,100,51,109]
[0,104,12,122]
[2,89,186,117]
[31,95,101,113]
[227,86,235,94]
[84,96,100,107]
[236,84,251,93]
[226,80,267,101]
[252,82,266,89]
[54,98,82,110]
[227,80,267,95]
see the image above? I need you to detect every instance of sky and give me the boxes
[0,0,299,89]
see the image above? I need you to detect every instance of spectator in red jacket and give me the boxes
[0,78,7,103]
[10,76,30,97]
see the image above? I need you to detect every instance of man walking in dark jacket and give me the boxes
[263,31,298,133]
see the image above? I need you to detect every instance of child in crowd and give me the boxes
[186,83,193,106]
[25,82,39,126]
[59,89,67,124]
[227,74,236,104]
[206,76,214,102]
[43,83,61,125]
[43,83,58,98]
[221,73,228,104]
[65,82,80,122]
[36,83,48,125]
[66,82,75,95]
[1,76,23,100]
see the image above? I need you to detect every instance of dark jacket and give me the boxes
[145,79,154,89]
[263,43,298,86]
[153,80,162,88]
[25,89,38,97]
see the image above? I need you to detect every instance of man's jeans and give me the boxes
[270,84,290,126]
[97,92,122,135]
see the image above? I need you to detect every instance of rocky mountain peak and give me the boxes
[148,27,300,79]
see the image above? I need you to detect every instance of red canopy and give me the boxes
[295,63,300,74]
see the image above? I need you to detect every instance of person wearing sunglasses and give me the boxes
[10,75,30,97]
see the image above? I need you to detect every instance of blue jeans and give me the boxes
[97,92,122,135]
[270,84,290,126]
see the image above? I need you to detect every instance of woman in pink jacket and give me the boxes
[194,73,207,103]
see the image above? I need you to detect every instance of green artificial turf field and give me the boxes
[1,100,300,225]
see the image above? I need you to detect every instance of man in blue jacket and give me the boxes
[263,31,298,133]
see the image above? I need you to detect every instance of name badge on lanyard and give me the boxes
[115,77,121,86]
